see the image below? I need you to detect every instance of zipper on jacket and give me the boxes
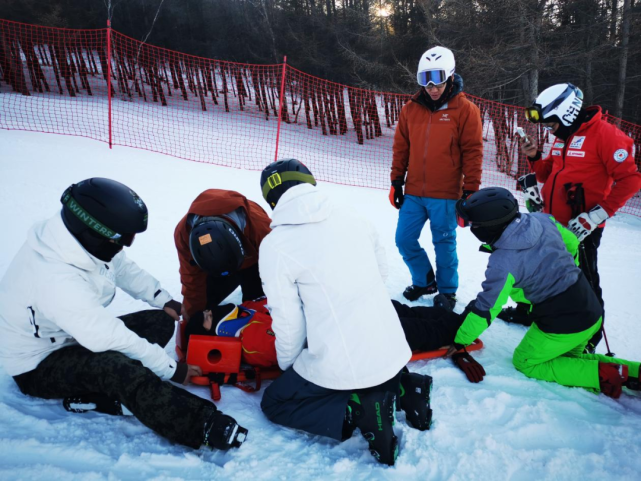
[422,111,433,197]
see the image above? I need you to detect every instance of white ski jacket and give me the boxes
[259,184,411,390]
[0,212,178,380]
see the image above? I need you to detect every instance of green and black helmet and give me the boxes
[60,178,148,261]
[260,159,316,209]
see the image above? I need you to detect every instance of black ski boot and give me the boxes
[399,371,433,431]
[497,302,532,326]
[203,412,248,450]
[403,284,437,301]
[349,391,399,466]
[63,394,132,416]
[434,293,456,311]
[403,270,437,302]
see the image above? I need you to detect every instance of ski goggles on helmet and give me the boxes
[61,186,136,246]
[524,106,542,123]
[417,69,448,88]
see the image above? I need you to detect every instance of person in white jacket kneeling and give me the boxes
[0,178,246,451]
[259,160,433,466]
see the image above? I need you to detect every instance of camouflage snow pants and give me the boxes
[13,310,217,449]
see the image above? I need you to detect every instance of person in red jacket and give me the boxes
[174,190,272,337]
[390,46,483,307]
[519,83,641,352]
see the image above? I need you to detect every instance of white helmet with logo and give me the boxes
[526,83,584,127]
[416,46,455,87]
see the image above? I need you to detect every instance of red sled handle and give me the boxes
[409,338,483,361]
[191,367,282,400]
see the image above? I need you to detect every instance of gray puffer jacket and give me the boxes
[455,213,600,345]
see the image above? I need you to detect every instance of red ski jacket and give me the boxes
[530,106,641,226]
[174,190,272,317]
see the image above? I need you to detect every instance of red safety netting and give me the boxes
[1,19,640,216]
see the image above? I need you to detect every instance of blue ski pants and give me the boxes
[395,195,458,294]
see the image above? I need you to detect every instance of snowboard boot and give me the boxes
[497,302,532,327]
[349,391,399,466]
[203,411,248,450]
[598,363,628,399]
[403,271,437,302]
[63,394,133,416]
[399,371,433,431]
[434,293,456,311]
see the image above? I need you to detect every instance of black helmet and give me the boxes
[189,217,245,276]
[61,178,148,261]
[260,159,316,209]
[456,187,519,244]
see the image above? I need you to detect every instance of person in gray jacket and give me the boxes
[448,187,640,398]
[0,178,246,450]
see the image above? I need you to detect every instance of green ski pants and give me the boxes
[512,318,639,392]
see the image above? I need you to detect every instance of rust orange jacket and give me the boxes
[174,190,272,316]
[391,90,483,199]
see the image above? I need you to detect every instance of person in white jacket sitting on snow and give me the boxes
[258,159,434,466]
[0,178,246,451]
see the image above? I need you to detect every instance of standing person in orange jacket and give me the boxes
[174,190,272,337]
[518,83,641,352]
[390,46,483,307]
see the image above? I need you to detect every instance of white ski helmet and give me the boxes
[526,83,584,127]
[416,46,455,87]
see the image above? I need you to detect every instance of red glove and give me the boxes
[389,180,404,209]
[598,363,628,399]
[452,350,485,383]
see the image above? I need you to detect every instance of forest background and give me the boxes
[1,0,640,124]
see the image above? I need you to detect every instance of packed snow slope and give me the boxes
[1,128,641,481]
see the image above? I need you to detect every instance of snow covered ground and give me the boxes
[1,128,641,481]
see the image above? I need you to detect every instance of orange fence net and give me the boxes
[1,19,640,216]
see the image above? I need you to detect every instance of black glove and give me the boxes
[389,179,405,209]
[461,190,475,200]
[452,350,486,383]
[163,299,182,320]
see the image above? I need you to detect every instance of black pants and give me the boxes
[13,310,219,449]
[393,300,464,351]
[580,227,604,350]
[261,368,401,441]
[206,262,264,307]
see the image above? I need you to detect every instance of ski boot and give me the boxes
[349,390,399,466]
[434,293,456,311]
[399,371,433,431]
[203,412,248,450]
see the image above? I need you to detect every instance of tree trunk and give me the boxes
[614,0,631,119]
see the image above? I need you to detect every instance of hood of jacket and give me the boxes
[270,183,332,228]
[493,212,543,251]
[27,212,100,272]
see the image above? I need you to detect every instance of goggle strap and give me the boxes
[61,187,121,241]
[262,172,317,200]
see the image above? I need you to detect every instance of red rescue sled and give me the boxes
[176,319,483,401]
